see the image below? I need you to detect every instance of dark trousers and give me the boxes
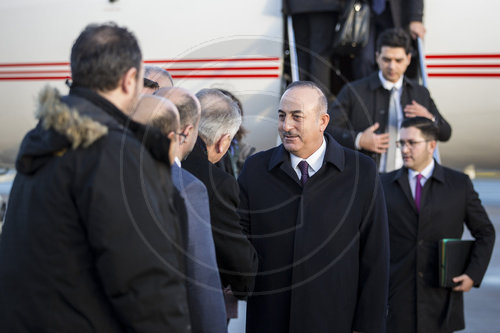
[292,12,338,95]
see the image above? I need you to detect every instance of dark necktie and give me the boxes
[372,0,386,15]
[298,160,309,186]
[415,174,423,212]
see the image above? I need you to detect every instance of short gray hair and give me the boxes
[285,80,328,115]
[195,88,242,146]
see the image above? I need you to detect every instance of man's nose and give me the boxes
[282,116,293,131]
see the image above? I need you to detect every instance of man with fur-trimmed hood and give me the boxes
[0,24,191,332]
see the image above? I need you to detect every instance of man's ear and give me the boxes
[406,52,412,65]
[428,139,437,152]
[216,133,231,154]
[319,113,330,132]
[182,124,195,141]
[122,67,138,95]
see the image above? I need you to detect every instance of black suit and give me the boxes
[326,72,452,167]
[381,163,495,333]
[239,133,389,333]
[183,137,258,297]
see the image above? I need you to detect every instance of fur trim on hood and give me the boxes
[36,86,108,148]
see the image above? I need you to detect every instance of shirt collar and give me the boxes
[290,137,327,173]
[174,156,181,168]
[408,159,435,180]
[378,70,404,91]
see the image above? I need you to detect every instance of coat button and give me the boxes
[418,240,423,246]
[418,272,423,278]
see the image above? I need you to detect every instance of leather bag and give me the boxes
[333,0,370,56]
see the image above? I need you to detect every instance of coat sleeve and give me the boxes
[210,173,258,298]
[407,0,424,23]
[353,169,390,333]
[463,176,496,287]
[81,137,191,333]
[422,87,452,142]
[326,86,358,149]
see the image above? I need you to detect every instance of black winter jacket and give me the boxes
[0,86,191,332]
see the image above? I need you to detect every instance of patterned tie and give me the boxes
[298,160,309,186]
[385,87,399,172]
[415,174,423,212]
[372,0,386,15]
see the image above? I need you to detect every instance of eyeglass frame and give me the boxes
[175,131,188,145]
[395,139,430,149]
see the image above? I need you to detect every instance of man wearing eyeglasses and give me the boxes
[154,86,228,333]
[326,28,451,173]
[381,117,495,333]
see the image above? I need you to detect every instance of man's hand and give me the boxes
[404,100,434,120]
[452,274,474,292]
[359,122,390,153]
[409,21,426,39]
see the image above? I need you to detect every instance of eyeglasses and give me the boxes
[395,140,429,149]
[175,131,187,145]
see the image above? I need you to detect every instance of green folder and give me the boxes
[439,239,474,288]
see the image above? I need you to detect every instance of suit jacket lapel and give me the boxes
[395,167,418,212]
[368,73,390,133]
[419,161,445,209]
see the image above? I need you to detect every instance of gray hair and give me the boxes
[195,88,242,146]
[285,80,328,115]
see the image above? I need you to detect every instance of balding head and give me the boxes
[154,87,201,128]
[144,65,174,89]
[132,95,180,164]
[154,87,201,160]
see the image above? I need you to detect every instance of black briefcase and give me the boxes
[438,239,474,288]
[333,0,370,56]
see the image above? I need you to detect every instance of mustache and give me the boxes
[281,131,299,136]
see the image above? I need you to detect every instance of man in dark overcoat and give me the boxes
[239,81,390,333]
[327,28,451,172]
[0,24,190,332]
[182,89,258,300]
[381,117,495,333]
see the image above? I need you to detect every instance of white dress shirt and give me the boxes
[174,156,182,168]
[408,159,435,199]
[290,137,327,180]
